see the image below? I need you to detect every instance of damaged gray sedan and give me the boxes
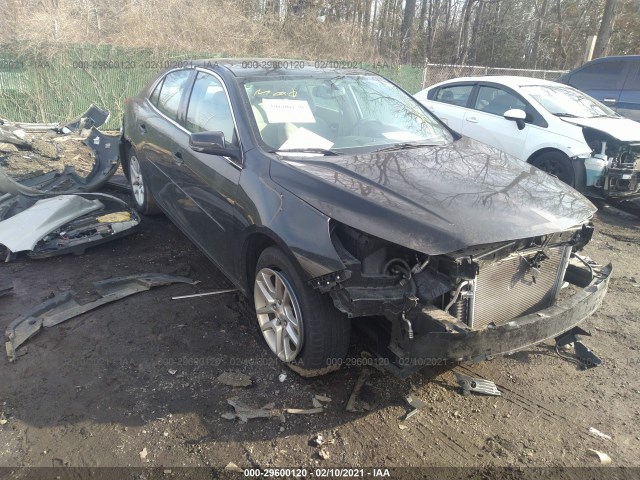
[121,60,611,376]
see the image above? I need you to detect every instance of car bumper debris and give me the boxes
[4,273,199,362]
[0,193,141,260]
[0,105,119,195]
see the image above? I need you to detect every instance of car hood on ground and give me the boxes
[561,116,640,143]
[269,136,596,256]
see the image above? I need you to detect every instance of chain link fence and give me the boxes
[1,46,566,130]
[421,63,568,90]
[0,45,426,130]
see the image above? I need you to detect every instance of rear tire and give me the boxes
[128,147,160,215]
[530,152,576,187]
[254,246,350,375]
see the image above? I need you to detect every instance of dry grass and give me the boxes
[2,0,378,62]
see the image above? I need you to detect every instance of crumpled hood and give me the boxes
[269,136,596,255]
[561,116,640,143]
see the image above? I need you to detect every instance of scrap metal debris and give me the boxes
[285,407,324,415]
[0,105,119,195]
[455,372,502,397]
[555,327,603,369]
[345,368,372,413]
[4,273,198,361]
[224,462,242,472]
[0,193,140,260]
[223,397,279,423]
[217,372,253,387]
[589,427,612,440]
[587,449,612,465]
[403,395,428,421]
[171,288,237,300]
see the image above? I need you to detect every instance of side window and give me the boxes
[434,85,473,107]
[475,86,526,116]
[149,78,163,107]
[623,63,640,90]
[570,61,625,90]
[185,72,237,144]
[156,70,191,120]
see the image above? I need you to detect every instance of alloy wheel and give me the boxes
[129,154,145,207]
[254,268,304,362]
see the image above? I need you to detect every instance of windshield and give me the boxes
[241,74,453,155]
[521,84,617,119]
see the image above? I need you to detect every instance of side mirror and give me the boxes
[503,108,527,130]
[189,131,240,159]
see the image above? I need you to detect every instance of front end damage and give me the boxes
[314,221,611,376]
[578,128,640,198]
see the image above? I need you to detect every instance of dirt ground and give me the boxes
[0,185,639,472]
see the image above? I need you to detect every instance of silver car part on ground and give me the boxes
[4,273,198,362]
[455,372,502,396]
[0,195,103,252]
[0,193,141,259]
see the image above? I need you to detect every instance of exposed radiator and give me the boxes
[454,246,571,330]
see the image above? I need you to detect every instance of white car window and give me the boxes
[522,85,616,118]
[434,85,473,107]
[475,86,526,116]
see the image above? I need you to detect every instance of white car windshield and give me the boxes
[521,84,617,119]
[242,74,453,155]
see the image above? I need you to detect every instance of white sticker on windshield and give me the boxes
[382,131,424,141]
[262,99,316,124]
[280,127,333,151]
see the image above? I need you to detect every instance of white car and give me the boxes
[415,76,640,198]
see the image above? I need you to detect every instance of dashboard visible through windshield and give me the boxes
[241,74,453,155]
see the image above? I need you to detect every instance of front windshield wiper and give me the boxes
[371,142,436,153]
[270,148,340,156]
[551,112,579,118]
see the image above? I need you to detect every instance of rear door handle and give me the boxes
[172,151,184,165]
[466,117,478,123]
[603,98,616,104]
[138,123,147,134]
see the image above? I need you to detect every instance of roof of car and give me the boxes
[190,58,374,77]
[583,55,640,63]
[430,75,564,89]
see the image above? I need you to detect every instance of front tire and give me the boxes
[128,147,160,215]
[530,152,575,187]
[254,247,350,375]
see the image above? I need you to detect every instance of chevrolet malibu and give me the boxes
[120,60,611,377]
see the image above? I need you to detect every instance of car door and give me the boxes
[423,83,474,133]
[618,61,640,122]
[567,59,628,112]
[137,69,193,219]
[166,70,241,273]
[461,84,530,160]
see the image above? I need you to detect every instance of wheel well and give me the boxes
[526,147,585,190]
[243,233,277,293]
[526,148,568,165]
[120,137,132,181]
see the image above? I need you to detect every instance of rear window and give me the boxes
[156,70,191,120]
[434,85,473,107]
[570,61,625,90]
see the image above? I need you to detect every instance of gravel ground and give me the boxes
[0,188,639,473]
